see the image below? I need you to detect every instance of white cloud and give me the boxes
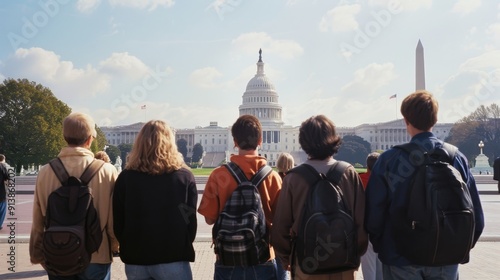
[231,32,303,60]
[452,0,481,16]
[2,48,110,99]
[0,48,173,115]
[369,0,431,12]
[435,69,499,123]
[319,5,361,33]
[341,63,397,94]
[189,67,223,89]
[206,0,244,19]
[76,0,102,12]
[459,50,500,71]
[99,52,151,80]
[108,0,175,11]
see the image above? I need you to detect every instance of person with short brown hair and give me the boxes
[29,112,118,280]
[272,115,368,279]
[365,91,484,279]
[198,114,282,279]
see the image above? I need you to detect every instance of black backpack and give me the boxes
[212,162,272,266]
[393,142,475,266]
[291,161,359,275]
[43,158,105,276]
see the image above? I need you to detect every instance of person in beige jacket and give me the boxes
[29,112,119,280]
[271,115,368,280]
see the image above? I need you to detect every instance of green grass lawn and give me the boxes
[189,167,367,176]
[190,168,215,176]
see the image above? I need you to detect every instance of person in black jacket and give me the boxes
[113,120,197,280]
[0,154,11,231]
[494,157,500,193]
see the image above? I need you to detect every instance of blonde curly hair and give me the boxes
[126,120,186,174]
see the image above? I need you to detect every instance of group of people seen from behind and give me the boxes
[27,90,484,280]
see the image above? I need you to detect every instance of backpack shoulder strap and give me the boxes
[394,142,420,154]
[224,162,273,188]
[396,142,458,164]
[80,160,106,185]
[224,162,248,185]
[250,165,273,187]
[325,161,350,185]
[288,163,322,186]
[442,142,458,163]
[49,158,70,185]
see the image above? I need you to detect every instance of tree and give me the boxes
[0,79,71,172]
[177,138,188,160]
[91,126,108,153]
[192,143,204,164]
[105,145,121,164]
[446,104,500,166]
[335,135,372,166]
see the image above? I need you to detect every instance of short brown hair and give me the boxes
[231,115,262,151]
[366,152,380,171]
[400,91,438,131]
[299,115,342,160]
[63,112,97,146]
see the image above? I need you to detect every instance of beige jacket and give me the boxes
[29,147,119,264]
[271,159,368,279]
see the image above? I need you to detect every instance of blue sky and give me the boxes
[1,0,499,129]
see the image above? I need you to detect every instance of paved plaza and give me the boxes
[1,176,499,279]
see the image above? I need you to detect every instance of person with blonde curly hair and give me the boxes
[276,152,294,179]
[113,120,197,280]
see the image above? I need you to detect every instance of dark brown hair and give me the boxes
[366,152,380,171]
[299,115,342,160]
[400,90,438,131]
[231,115,262,150]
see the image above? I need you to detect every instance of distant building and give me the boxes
[101,46,453,167]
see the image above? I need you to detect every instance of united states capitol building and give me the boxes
[102,49,453,167]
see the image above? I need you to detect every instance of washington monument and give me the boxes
[416,40,426,90]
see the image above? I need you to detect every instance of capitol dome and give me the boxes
[239,49,283,127]
[246,74,275,91]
